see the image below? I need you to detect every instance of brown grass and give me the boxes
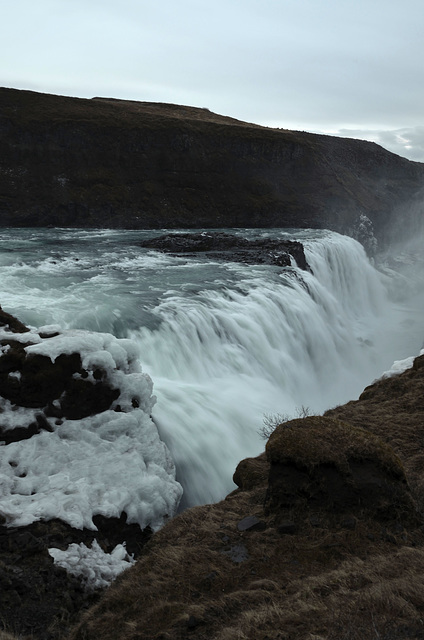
[67,357,424,640]
[266,416,405,478]
[326,354,424,509]
[68,477,424,640]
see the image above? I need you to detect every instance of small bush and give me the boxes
[258,406,311,440]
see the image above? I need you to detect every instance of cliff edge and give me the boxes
[1,87,424,243]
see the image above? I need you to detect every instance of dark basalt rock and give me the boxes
[0,343,119,427]
[0,305,30,333]
[237,515,267,532]
[140,232,310,270]
[59,377,120,420]
[0,309,153,639]
[233,452,269,491]
[0,516,152,639]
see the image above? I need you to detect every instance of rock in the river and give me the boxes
[140,231,310,269]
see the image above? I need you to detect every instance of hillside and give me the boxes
[70,355,424,640]
[1,88,424,243]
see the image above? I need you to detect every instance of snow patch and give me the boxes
[0,327,182,531]
[379,348,424,379]
[48,540,135,590]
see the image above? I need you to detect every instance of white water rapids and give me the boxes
[0,228,423,509]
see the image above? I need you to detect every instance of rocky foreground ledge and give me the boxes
[71,370,424,640]
[1,307,424,639]
[0,306,180,638]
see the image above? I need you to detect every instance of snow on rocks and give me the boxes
[379,348,424,380]
[0,323,182,531]
[48,540,135,590]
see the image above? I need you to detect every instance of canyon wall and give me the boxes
[1,88,423,242]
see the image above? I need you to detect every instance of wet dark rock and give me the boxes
[59,377,120,420]
[0,520,99,639]
[0,342,27,372]
[0,515,152,638]
[140,232,310,270]
[19,352,83,408]
[0,305,30,333]
[39,330,60,339]
[0,413,53,445]
[91,514,153,557]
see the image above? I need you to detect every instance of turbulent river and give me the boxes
[1,227,423,509]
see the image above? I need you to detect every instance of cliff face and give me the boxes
[1,87,423,241]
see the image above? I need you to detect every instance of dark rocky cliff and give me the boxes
[1,87,424,242]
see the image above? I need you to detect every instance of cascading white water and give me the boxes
[0,228,423,510]
[130,233,424,506]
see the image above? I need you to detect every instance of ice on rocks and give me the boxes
[48,540,135,590]
[380,348,424,379]
[0,326,182,531]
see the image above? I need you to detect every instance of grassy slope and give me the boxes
[67,356,424,640]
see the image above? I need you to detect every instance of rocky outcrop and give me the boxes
[0,309,175,639]
[265,416,417,526]
[325,353,424,511]
[139,231,309,269]
[1,88,424,245]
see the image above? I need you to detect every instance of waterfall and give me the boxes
[129,232,423,507]
[0,228,422,511]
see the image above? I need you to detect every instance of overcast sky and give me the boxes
[2,0,424,161]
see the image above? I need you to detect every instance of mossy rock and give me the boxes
[266,416,404,478]
[233,452,269,491]
[265,416,418,523]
